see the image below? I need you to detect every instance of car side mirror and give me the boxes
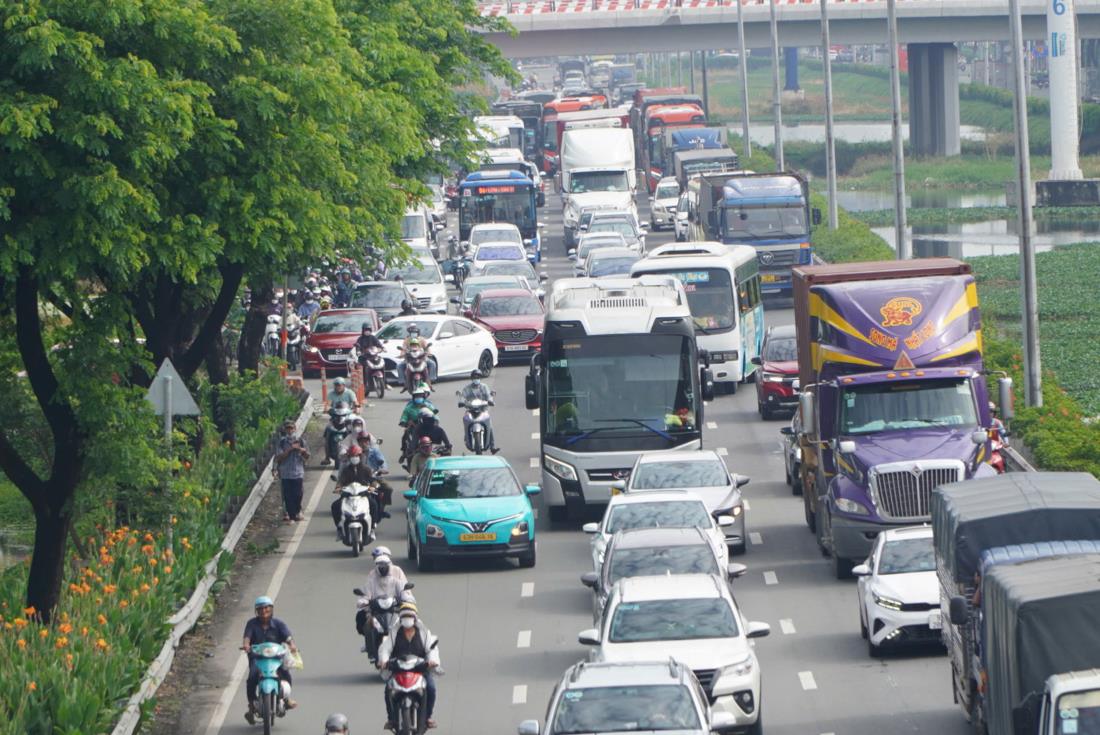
[727,563,748,580]
[734,474,750,488]
[567,249,577,260]
[580,572,599,589]
[717,515,735,528]
[610,480,626,495]
[444,274,455,283]
[403,490,417,500]
[435,222,446,231]
[838,440,856,454]
[852,564,871,577]
[539,272,549,281]
[450,297,461,305]
[746,621,771,639]
[518,720,541,735]
[780,426,795,436]
[525,484,541,496]
[949,595,969,626]
[579,224,589,232]
[578,628,600,646]
[582,522,599,534]
[791,378,801,393]
[750,356,762,366]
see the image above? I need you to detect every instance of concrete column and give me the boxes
[784,47,800,91]
[1048,0,1083,180]
[907,42,961,157]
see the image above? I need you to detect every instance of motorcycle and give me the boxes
[325,407,352,465]
[458,392,495,455]
[285,321,307,371]
[248,642,292,734]
[262,315,281,357]
[353,582,415,665]
[400,346,430,393]
[386,653,438,735]
[364,346,386,398]
[337,482,375,557]
[990,417,1009,474]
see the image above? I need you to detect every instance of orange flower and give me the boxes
[58,623,73,635]
[144,533,154,542]
[140,583,151,593]
[23,606,35,617]
[127,536,137,546]
[16,639,25,650]
[81,626,89,636]
[119,600,129,609]
[3,622,11,631]
[27,681,36,692]
[140,544,154,556]
[55,636,69,649]
[38,629,48,640]
[13,618,27,629]
[103,584,117,594]
[170,516,178,525]
[65,652,74,668]
[97,614,107,626]
[95,638,109,651]
[148,558,158,567]
[163,566,171,574]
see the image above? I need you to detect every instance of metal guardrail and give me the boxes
[110,392,315,735]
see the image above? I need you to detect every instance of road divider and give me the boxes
[749,532,763,546]
[521,582,535,598]
[780,619,796,635]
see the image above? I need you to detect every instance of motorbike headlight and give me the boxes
[835,497,870,516]
[873,592,904,611]
[425,523,444,539]
[543,455,577,482]
[511,520,530,537]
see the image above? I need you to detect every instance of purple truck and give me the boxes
[792,258,1014,579]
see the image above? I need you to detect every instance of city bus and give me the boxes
[630,241,764,391]
[525,276,715,520]
[458,170,542,260]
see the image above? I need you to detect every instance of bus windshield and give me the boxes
[460,190,535,233]
[724,205,807,240]
[637,268,735,333]
[543,334,698,450]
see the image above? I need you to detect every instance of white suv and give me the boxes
[579,573,770,735]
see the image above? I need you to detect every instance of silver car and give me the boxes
[518,659,738,735]
[582,212,647,253]
[569,232,629,277]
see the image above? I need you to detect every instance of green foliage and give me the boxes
[808,193,895,263]
[852,206,1100,228]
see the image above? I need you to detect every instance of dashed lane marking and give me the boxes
[799,671,818,691]
[531,408,540,417]
[521,582,535,597]
[512,685,528,705]
[517,630,531,648]
[780,619,797,635]
[763,571,778,585]
[716,447,728,456]
[706,421,718,429]
[749,532,763,546]
[529,457,539,468]
[530,432,539,440]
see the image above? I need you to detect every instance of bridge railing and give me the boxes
[489,0,894,16]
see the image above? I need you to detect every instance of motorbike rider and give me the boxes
[460,370,499,454]
[329,377,359,412]
[356,550,411,660]
[405,410,451,475]
[399,325,432,391]
[241,595,298,724]
[297,291,322,320]
[378,602,440,731]
[322,406,352,467]
[355,322,384,354]
[333,445,384,530]
[324,712,350,734]
[336,417,373,466]
[399,383,437,460]
[334,270,355,308]
[398,299,418,317]
[359,432,394,510]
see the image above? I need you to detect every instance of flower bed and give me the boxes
[0,371,301,733]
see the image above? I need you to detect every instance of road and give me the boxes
[192,191,973,735]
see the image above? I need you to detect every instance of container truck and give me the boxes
[793,258,1014,578]
[931,472,1100,733]
[559,127,637,248]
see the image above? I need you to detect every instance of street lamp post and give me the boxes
[887,0,909,258]
[821,0,838,230]
[769,0,785,169]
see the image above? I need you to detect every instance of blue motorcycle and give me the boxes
[250,642,290,733]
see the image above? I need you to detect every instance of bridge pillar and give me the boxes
[784,48,799,91]
[906,42,960,157]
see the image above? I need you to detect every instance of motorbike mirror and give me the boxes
[444,274,455,284]
[353,588,365,596]
[403,490,417,500]
[404,582,415,591]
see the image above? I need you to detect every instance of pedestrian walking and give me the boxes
[276,420,310,522]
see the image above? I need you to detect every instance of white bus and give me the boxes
[630,241,764,391]
[526,276,715,520]
[473,115,525,150]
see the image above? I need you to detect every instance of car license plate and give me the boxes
[761,274,778,283]
[928,611,943,630]
[504,345,528,351]
[459,532,496,542]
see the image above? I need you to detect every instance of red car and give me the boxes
[302,308,380,378]
[465,288,544,361]
[752,324,798,420]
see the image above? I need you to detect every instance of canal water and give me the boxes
[746,122,989,146]
[0,531,30,571]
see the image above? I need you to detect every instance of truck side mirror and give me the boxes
[525,373,538,411]
[701,368,715,402]
[706,211,717,231]
[998,376,1015,422]
[799,391,815,432]
[948,596,969,626]
[812,207,823,225]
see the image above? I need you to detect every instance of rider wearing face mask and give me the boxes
[355,551,412,658]
[331,445,382,532]
[378,602,440,731]
[460,370,499,454]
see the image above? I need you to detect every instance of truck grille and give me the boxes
[587,468,632,482]
[870,461,965,520]
[589,297,646,309]
[757,249,800,267]
[416,297,432,309]
[496,329,538,344]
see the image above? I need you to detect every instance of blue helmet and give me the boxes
[254,595,274,609]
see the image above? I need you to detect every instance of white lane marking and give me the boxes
[744,500,751,511]
[204,469,329,735]
[530,432,539,440]
[512,685,528,704]
[716,447,728,456]
[531,408,540,416]
[780,618,797,635]
[517,630,532,649]
[799,671,818,691]
[521,582,535,597]
[749,532,763,546]
[763,571,778,585]
[529,457,539,468]
[706,421,718,429]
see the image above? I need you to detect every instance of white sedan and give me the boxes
[376,315,498,385]
[853,525,942,657]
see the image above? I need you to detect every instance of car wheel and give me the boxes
[803,492,816,533]
[303,368,318,379]
[518,543,536,569]
[746,705,763,735]
[416,549,435,573]
[860,606,868,639]
[407,533,417,562]
[835,554,855,580]
[784,460,791,486]
[791,464,802,496]
[868,636,882,658]
[762,404,774,421]
[478,350,494,376]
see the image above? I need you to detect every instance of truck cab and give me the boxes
[1039,670,1100,735]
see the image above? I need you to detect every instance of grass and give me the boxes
[835,154,1100,191]
[851,206,1100,228]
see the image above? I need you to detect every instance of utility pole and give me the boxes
[737,0,752,163]
[677,51,683,87]
[887,0,909,258]
[1009,0,1042,407]
[690,51,696,93]
[769,0,785,169]
[820,0,838,229]
[701,51,710,118]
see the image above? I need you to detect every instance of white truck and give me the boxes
[559,127,637,248]
[1039,670,1100,735]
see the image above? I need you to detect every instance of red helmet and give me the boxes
[347,445,363,457]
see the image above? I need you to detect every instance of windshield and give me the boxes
[401,214,427,240]
[1057,690,1100,735]
[589,256,638,277]
[378,320,436,340]
[388,262,441,285]
[478,296,543,317]
[544,335,698,448]
[655,183,680,201]
[569,171,629,193]
[724,205,807,240]
[460,191,535,233]
[313,314,372,334]
[606,501,712,534]
[878,537,935,574]
[483,262,536,279]
[588,221,635,238]
[764,337,796,362]
[551,685,699,734]
[475,246,524,262]
[463,281,516,303]
[471,228,522,246]
[609,598,738,643]
[632,461,729,489]
[577,237,625,260]
[351,286,404,309]
[609,545,719,586]
[840,378,978,435]
[639,268,736,332]
[424,467,520,499]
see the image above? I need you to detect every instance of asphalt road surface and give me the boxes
[189,191,973,735]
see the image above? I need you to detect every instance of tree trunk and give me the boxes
[205,330,231,386]
[26,501,72,623]
[238,282,274,376]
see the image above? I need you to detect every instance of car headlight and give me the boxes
[431,293,445,304]
[835,497,870,516]
[543,455,577,482]
[712,655,755,695]
[304,345,320,354]
[425,523,444,539]
[511,520,530,537]
[762,372,786,383]
[873,592,903,611]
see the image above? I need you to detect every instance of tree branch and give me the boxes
[0,429,46,513]
[177,261,244,379]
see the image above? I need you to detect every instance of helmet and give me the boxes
[418,408,436,421]
[470,370,483,380]
[347,444,363,457]
[401,300,412,311]
[406,324,420,334]
[334,377,347,386]
[305,277,318,289]
[412,383,430,397]
[398,600,418,616]
[374,553,392,566]
[254,595,274,609]
[372,545,392,559]
[362,322,373,332]
[324,712,349,733]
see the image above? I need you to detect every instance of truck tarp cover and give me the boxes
[931,472,1100,584]
[983,553,1100,735]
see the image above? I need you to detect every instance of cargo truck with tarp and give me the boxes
[931,472,1100,732]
